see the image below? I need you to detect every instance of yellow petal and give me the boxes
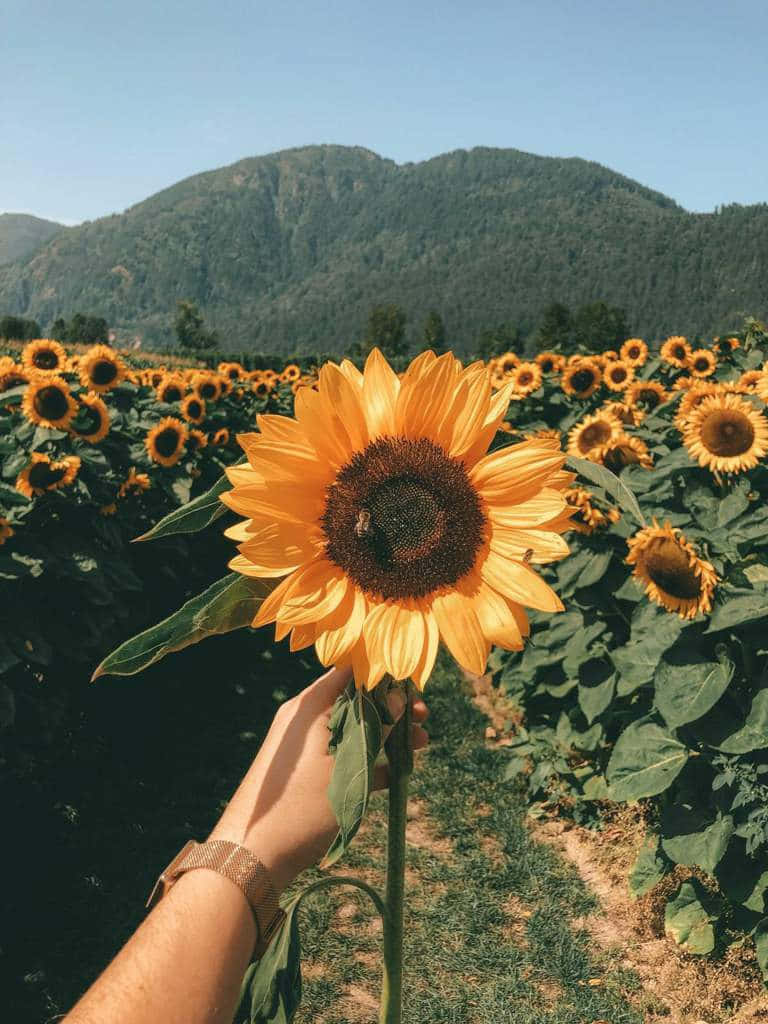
[490,526,570,563]
[294,386,354,467]
[251,571,299,628]
[363,602,425,681]
[277,559,350,626]
[486,489,568,528]
[472,580,524,650]
[256,413,310,445]
[318,362,369,453]
[362,347,400,439]
[431,587,489,676]
[314,587,367,665]
[471,445,565,504]
[411,609,439,690]
[461,379,516,466]
[236,520,323,575]
[290,624,316,651]
[396,352,458,442]
[480,547,564,612]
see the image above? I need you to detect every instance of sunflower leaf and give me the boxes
[565,454,646,526]
[664,879,719,954]
[133,463,241,542]
[606,714,688,801]
[92,573,271,678]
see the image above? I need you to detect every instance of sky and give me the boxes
[3,0,767,225]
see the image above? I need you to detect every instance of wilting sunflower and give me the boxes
[281,364,301,383]
[535,352,563,374]
[594,433,653,472]
[601,399,643,427]
[688,348,717,379]
[118,467,151,498]
[146,417,188,467]
[0,365,29,393]
[156,376,186,404]
[620,338,648,366]
[0,517,14,545]
[212,427,230,445]
[627,379,668,412]
[714,336,740,354]
[603,359,635,392]
[181,394,206,424]
[187,427,208,451]
[567,411,622,459]
[562,358,602,399]
[21,338,67,375]
[222,348,572,690]
[510,362,542,398]
[16,452,81,498]
[79,344,126,393]
[70,393,110,443]
[565,488,620,534]
[626,519,717,619]
[192,372,223,403]
[683,393,768,474]
[660,336,691,368]
[22,375,78,429]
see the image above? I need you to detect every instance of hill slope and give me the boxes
[0,146,765,353]
[0,213,63,266]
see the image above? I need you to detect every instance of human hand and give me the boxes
[208,667,429,895]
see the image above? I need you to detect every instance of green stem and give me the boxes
[379,684,413,1024]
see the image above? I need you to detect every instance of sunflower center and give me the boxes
[571,369,594,393]
[29,462,65,489]
[163,386,182,402]
[602,444,640,472]
[579,421,612,451]
[91,359,118,386]
[518,371,533,387]
[322,436,486,600]
[694,357,710,372]
[34,349,59,369]
[636,387,661,409]
[700,410,754,456]
[540,358,554,372]
[628,345,641,359]
[611,367,628,382]
[34,385,69,421]
[200,382,217,399]
[644,538,701,599]
[155,427,181,458]
[74,404,102,435]
[187,399,202,418]
[673,345,686,360]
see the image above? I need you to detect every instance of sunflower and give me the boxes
[510,362,542,398]
[565,488,620,534]
[497,352,520,375]
[21,338,67,375]
[683,393,768,474]
[714,336,740,353]
[252,379,274,399]
[70,393,110,443]
[187,428,208,451]
[22,375,78,429]
[222,348,571,690]
[99,503,118,516]
[620,338,648,366]
[674,381,718,430]
[535,352,563,374]
[626,520,717,619]
[603,359,635,392]
[218,361,245,381]
[156,376,186,404]
[181,394,206,424]
[660,336,691,368]
[567,412,622,459]
[0,365,29,393]
[0,517,14,545]
[146,417,188,467]
[688,348,717,378]
[212,427,230,445]
[118,466,151,498]
[561,359,602,399]
[281,364,301,383]
[262,369,279,384]
[78,344,126,393]
[594,433,653,472]
[601,399,643,427]
[526,428,562,443]
[16,452,81,497]
[627,379,668,412]
[739,370,763,393]
[192,372,223,403]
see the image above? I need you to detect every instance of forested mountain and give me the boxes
[0,145,765,353]
[0,213,63,266]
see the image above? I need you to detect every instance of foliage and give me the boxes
[174,299,219,351]
[422,309,447,352]
[354,302,409,359]
[0,315,41,341]
[51,311,110,345]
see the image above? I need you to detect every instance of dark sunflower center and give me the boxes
[611,366,628,382]
[155,427,181,458]
[200,382,217,399]
[29,463,65,489]
[540,358,554,372]
[637,388,661,409]
[163,385,182,402]
[673,345,686,360]
[694,357,710,372]
[256,383,268,395]
[644,538,701,599]
[228,368,239,379]
[579,422,612,451]
[628,346,641,359]
[188,432,202,450]
[518,371,533,387]
[602,444,640,472]
[571,369,595,393]
[187,399,202,418]
[34,349,59,369]
[74,404,102,435]
[700,411,754,456]
[91,359,118,386]
[322,437,486,600]
[34,385,69,420]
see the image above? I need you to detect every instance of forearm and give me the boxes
[64,868,257,1024]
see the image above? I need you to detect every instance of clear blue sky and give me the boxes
[3,0,767,224]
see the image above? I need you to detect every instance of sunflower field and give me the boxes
[2,324,768,1004]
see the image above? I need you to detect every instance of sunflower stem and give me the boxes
[379,682,413,1024]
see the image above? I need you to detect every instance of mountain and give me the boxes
[0,213,64,266]
[0,145,765,353]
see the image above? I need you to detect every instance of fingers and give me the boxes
[310,664,354,705]
[412,698,429,724]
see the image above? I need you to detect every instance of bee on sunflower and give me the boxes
[660,336,692,368]
[222,348,571,690]
[626,519,717,619]
[566,411,622,459]
[626,379,667,413]
[16,452,81,498]
[688,348,717,379]
[619,338,648,366]
[682,393,768,474]
[146,417,188,467]
[561,358,602,400]
[181,394,206,424]
[603,359,635,392]
[22,375,78,429]
[593,433,653,472]
[70,393,110,443]
[21,338,67,375]
[156,376,186,404]
[78,344,127,393]
[0,517,14,545]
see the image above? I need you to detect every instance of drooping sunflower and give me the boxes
[192,372,223,403]
[22,375,78,429]
[660,336,691,368]
[688,348,717,379]
[510,361,542,399]
[187,428,208,451]
[603,359,635,392]
[594,433,653,472]
[21,338,67,375]
[567,411,622,459]
[281,364,302,383]
[714,336,740,354]
[620,338,648,366]
[626,519,717,619]
[222,348,572,690]
[561,358,602,399]
[118,466,151,498]
[0,517,14,545]
[181,394,206,424]
[601,399,644,427]
[0,364,30,393]
[627,379,668,412]
[78,344,126,393]
[146,417,188,467]
[535,352,564,374]
[683,393,768,474]
[565,487,620,534]
[156,376,186,404]
[16,452,81,498]
[212,427,230,446]
[70,393,110,443]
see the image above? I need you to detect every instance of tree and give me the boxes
[174,300,219,352]
[422,310,447,352]
[355,303,408,359]
[0,315,40,340]
[533,302,574,352]
[572,301,629,350]
[472,322,521,361]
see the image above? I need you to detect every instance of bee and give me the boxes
[522,548,534,565]
[354,509,372,538]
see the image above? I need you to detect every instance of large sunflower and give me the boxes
[70,392,110,443]
[626,520,717,619]
[146,417,188,467]
[22,375,78,429]
[603,359,635,392]
[567,411,622,459]
[660,336,691,368]
[683,393,768,474]
[78,344,126,393]
[21,338,67,375]
[688,348,717,379]
[561,359,602,399]
[222,349,571,690]
[16,452,81,498]
[620,338,648,366]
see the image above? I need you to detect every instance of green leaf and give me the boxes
[607,715,688,801]
[612,607,683,694]
[574,549,613,590]
[661,804,734,873]
[664,880,718,954]
[629,835,669,897]
[92,573,273,678]
[134,467,236,541]
[717,479,750,526]
[577,658,616,725]
[654,648,733,728]
[706,587,768,633]
[566,454,646,526]
[241,895,302,1023]
[716,846,768,914]
[562,620,606,678]
[321,681,385,867]
[754,919,768,982]
[710,688,768,754]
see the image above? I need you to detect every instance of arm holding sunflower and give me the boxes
[63,666,429,1024]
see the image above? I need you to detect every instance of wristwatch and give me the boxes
[146,839,286,957]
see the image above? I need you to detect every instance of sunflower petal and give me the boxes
[431,588,489,675]
[480,547,564,612]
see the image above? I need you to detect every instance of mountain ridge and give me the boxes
[0,213,64,267]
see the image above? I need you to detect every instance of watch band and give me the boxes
[146,839,286,957]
